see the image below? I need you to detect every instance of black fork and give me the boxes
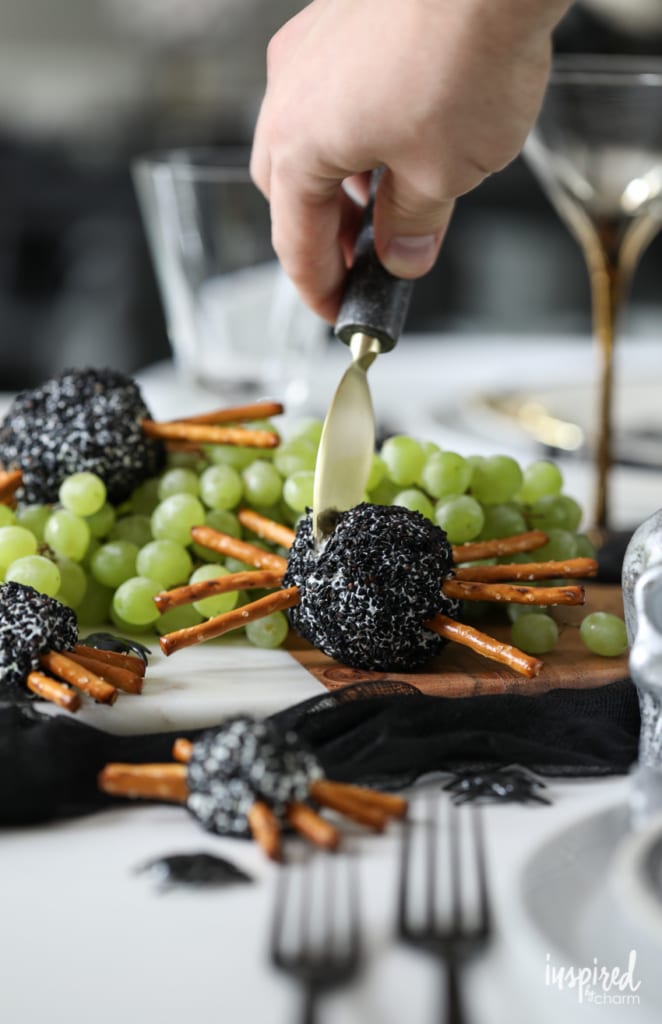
[270,851,362,1024]
[397,794,492,1024]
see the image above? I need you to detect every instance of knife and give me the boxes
[312,171,414,543]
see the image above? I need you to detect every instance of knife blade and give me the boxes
[312,172,414,543]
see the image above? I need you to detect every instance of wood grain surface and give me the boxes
[286,584,630,697]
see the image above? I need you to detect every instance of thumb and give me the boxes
[372,167,454,278]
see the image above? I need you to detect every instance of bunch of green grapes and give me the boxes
[0,420,627,658]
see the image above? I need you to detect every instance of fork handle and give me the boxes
[444,963,467,1024]
[301,983,319,1024]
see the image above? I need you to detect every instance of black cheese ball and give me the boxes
[0,367,166,504]
[187,716,323,836]
[283,502,460,671]
[0,581,78,695]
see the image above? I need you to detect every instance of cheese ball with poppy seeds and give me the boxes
[283,503,459,670]
[0,581,78,697]
[0,367,166,504]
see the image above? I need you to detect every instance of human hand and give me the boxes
[251,0,572,322]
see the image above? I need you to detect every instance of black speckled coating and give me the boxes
[187,716,323,836]
[283,503,459,671]
[0,367,166,504]
[0,581,78,695]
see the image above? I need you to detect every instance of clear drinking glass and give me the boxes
[133,147,326,406]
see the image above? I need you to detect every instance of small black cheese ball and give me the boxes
[0,367,166,504]
[187,716,323,837]
[0,581,78,696]
[283,502,460,671]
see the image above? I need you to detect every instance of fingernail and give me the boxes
[383,233,439,277]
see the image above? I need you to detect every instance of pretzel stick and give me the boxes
[453,557,598,582]
[26,671,81,712]
[0,469,23,501]
[172,738,194,763]
[452,530,548,564]
[172,400,284,425]
[40,651,118,704]
[285,802,341,850]
[248,800,282,861]
[313,781,408,819]
[66,651,144,693]
[154,569,283,613]
[160,586,300,655]
[74,644,146,676]
[190,526,288,572]
[442,580,585,606]
[309,780,388,831]
[98,763,188,802]
[141,420,279,449]
[425,613,543,678]
[237,509,296,549]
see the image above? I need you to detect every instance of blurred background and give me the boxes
[1,0,662,391]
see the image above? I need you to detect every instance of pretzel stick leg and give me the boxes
[309,780,388,831]
[0,468,23,501]
[313,781,408,820]
[154,569,283,613]
[26,671,81,712]
[237,509,296,549]
[39,651,118,704]
[171,400,284,425]
[98,763,189,802]
[453,557,598,582]
[142,420,279,449]
[442,580,586,606]
[172,738,194,763]
[65,651,143,693]
[285,802,341,851]
[74,644,147,677]
[426,613,543,678]
[190,526,288,573]
[452,530,548,563]
[248,801,282,861]
[160,586,300,656]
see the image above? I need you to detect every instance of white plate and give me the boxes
[37,634,326,735]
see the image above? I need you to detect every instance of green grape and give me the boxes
[574,533,597,559]
[242,460,283,507]
[283,470,314,513]
[158,467,200,500]
[392,488,435,519]
[527,494,583,532]
[205,443,258,470]
[191,509,241,564]
[129,478,161,515]
[112,576,162,626]
[45,510,91,562]
[58,472,107,517]
[421,441,441,458]
[289,418,323,446]
[190,564,239,618]
[151,493,205,546]
[368,476,400,506]
[0,525,38,571]
[245,610,289,649]
[136,539,192,588]
[506,603,541,623]
[85,502,116,539]
[0,505,16,528]
[156,603,205,635]
[76,577,113,626]
[366,454,386,491]
[469,455,523,504]
[54,557,87,608]
[479,503,528,541]
[533,528,578,562]
[274,438,317,477]
[90,540,139,588]
[5,554,61,597]
[82,536,101,570]
[434,495,485,544]
[110,514,154,548]
[380,435,426,487]
[517,460,563,504]
[579,612,628,657]
[15,504,50,540]
[420,451,472,499]
[198,464,243,510]
[165,449,203,471]
[511,613,559,654]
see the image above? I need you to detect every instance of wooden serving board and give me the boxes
[286,584,630,697]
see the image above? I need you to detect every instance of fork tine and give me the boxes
[472,805,491,938]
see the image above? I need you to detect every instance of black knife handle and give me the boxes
[335,171,413,353]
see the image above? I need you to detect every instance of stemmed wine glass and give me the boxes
[523,55,662,538]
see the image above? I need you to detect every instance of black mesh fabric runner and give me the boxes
[0,678,640,827]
